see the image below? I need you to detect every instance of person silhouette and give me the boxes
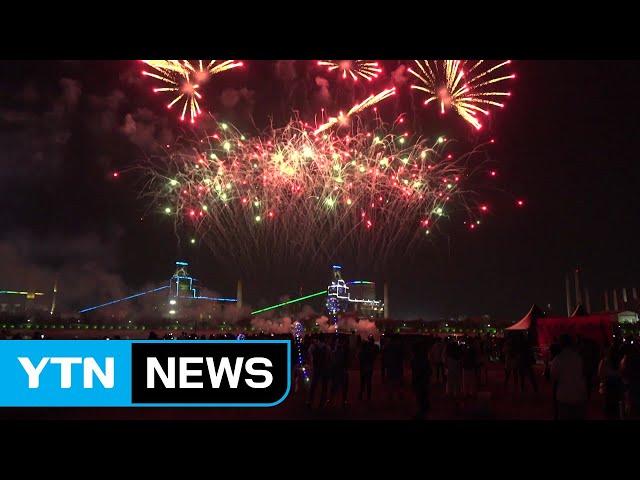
[411,340,431,419]
[307,337,331,408]
[359,335,378,401]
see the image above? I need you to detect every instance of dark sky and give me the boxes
[1,60,639,320]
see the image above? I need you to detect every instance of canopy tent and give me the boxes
[536,314,615,347]
[505,304,546,331]
[506,305,615,350]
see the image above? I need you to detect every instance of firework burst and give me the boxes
[314,87,396,135]
[141,117,491,276]
[141,60,243,123]
[317,60,383,82]
[408,60,514,130]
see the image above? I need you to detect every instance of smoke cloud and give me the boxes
[120,108,174,150]
[391,64,409,87]
[274,60,297,83]
[314,315,379,338]
[314,76,332,104]
[250,316,293,334]
[0,232,127,314]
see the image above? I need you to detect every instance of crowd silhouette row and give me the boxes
[296,331,640,420]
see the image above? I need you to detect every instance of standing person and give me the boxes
[547,336,562,419]
[519,339,538,394]
[462,341,478,398]
[411,340,432,419]
[330,336,350,407]
[445,341,462,400]
[429,338,445,384]
[380,335,389,383]
[475,336,489,386]
[441,337,452,385]
[503,335,520,392]
[550,334,588,420]
[620,344,640,419]
[598,346,623,419]
[587,339,601,399]
[544,337,560,382]
[493,336,504,363]
[578,336,599,399]
[307,337,331,408]
[349,332,359,356]
[358,335,378,401]
[387,336,404,401]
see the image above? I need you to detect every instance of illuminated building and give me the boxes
[165,261,237,320]
[325,265,384,321]
[0,290,46,315]
[346,281,384,318]
[78,261,237,322]
[326,265,350,320]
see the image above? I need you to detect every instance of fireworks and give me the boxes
[131,60,518,277]
[142,117,491,276]
[409,60,514,130]
[314,87,396,135]
[142,60,243,123]
[317,60,382,82]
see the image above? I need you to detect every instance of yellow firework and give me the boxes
[408,60,514,130]
[141,60,243,123]
[314,87,395,135]
[317,60,382,81]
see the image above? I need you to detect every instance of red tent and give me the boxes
[536,314,615,348]
[506,305,615,351]
[505,304,545,331]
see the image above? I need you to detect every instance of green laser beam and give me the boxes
[251,290,326,316]
[0,290,44,296]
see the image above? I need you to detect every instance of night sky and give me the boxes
[1,60,639,320]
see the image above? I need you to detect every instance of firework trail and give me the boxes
[408,60,514,130]
[314,87,396,135]
[140,116,492,277]
[317,60,382,82]
[141,60,243,123]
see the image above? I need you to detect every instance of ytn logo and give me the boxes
[18,357,114,389]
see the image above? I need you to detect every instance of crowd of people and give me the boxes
[545,333,640,420]
[298,333,496,419]
[296,330,640,420]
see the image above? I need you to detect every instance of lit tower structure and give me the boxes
[167,261,198,317]
[326,265,349,323]
[79,261,237,320]
[170,261,197,298]
[249,264,383,320]
[348,280,384,318]
[165,261,240,319]
[0,290,46,315]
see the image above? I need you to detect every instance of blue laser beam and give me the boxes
[194,296,238,303]
[78,285,169,313]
